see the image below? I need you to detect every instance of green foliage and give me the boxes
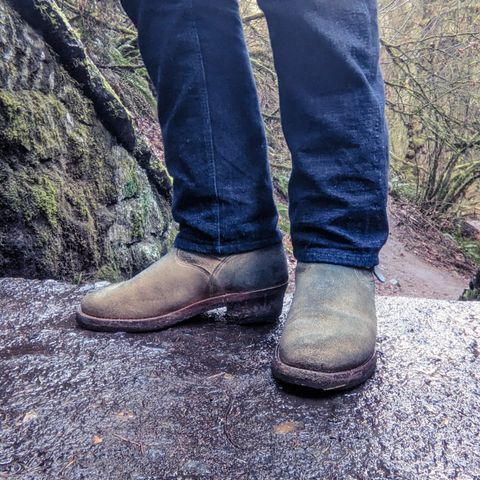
[275,202,290,235]
[108,46,156,112]
[389,176,418,203]
[460,269,480,301]
[272,169,289,199]
[460,286,480,301]
[455,236,480,265]
[95,261,122,282]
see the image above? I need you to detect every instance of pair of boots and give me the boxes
[77,244,377,391]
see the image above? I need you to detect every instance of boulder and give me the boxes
[0,0,172,282]
[1,278,479,478]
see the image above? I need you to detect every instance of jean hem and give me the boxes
[174,232,283,256]
[295,248,379,269]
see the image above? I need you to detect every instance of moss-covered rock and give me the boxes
[460,270,480,301]
[0,0,172,281]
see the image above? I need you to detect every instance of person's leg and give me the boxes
[258,0,388,389]
[258,0,388,264]
[121,0,282,255]
[77,0,289,332]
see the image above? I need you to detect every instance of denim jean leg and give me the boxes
[120,0,282,255]
[258,0,389,268]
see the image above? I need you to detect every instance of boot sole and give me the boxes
[76,282,288,333]
[272,347,377,391]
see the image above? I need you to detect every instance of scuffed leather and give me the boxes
[81,244,287,320]
[278,262,377,373]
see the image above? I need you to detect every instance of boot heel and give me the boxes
[226,285,287,325]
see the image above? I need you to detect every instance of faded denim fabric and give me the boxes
[121,0,389,268]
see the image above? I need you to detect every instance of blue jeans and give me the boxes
[121,0,389,268]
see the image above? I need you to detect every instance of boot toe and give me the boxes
[278,332,374,373]
[80,284,123,319]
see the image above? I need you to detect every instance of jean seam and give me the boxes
[296,248,379,268]
[189,0,222,250]
[176,230,282,249]
[359,0,377,82]
[175,234,282,255]
[301,251,377,258]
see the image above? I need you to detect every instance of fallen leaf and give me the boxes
[92,435,103,445]
[22,411,38,423]
[273,421,302,434]
[115,410,135,420]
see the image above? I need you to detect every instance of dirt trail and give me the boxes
[378,231,469,300]
[285,198,474,300]
[376,200,474,300]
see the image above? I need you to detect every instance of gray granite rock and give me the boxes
[0,278,479,479]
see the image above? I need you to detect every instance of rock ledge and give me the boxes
[0,278,479,479]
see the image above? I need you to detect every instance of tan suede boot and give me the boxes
[272,262,377,391]
[77,244,288,332]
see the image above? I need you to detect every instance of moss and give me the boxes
[130,210,145,240]
[96,261,122,282]
[1,168,62,228]
[1,175,24,218]
[0,90,67,159]
[64,186,93,222]
[26,219,65,278]
[129,192,153,241]
[59,78,96,126]
[0,91,30,148]
[30,177,59,227]
[70,53,131,117]
[36,0,85,46]
[36,229,51,246]
[0,0,170,282]
[460,288,480,301]
[122,166,141,199]
[141,192,151,221]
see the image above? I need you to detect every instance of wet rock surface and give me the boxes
[0,278,479,479]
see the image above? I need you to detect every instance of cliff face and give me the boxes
[0,0,172,281]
